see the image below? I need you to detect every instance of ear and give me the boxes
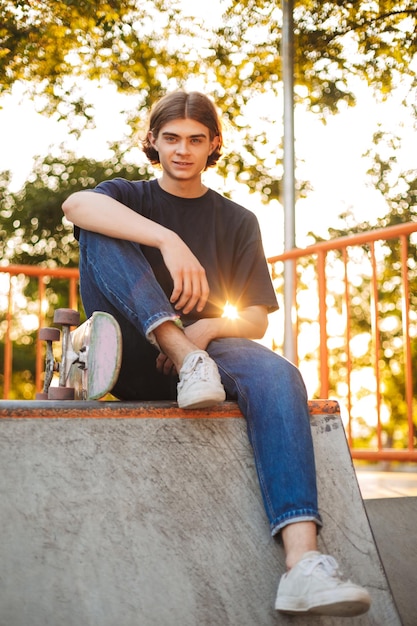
[209,135,220,155]
[148,130,158,149]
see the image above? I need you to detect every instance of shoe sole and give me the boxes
[178,390,226,410]
[276,597,371,617]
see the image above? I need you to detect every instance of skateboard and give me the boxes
[37,309,122,401]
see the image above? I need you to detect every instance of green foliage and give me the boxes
[205,1,416,195]
[0,149,150,267]
[0,0,175,110]
[207,1,417,113]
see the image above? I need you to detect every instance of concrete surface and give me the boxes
[365,497,417,626]
[357,469,417,499]
[0,404,401,625]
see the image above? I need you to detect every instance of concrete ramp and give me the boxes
[0,401,400,625]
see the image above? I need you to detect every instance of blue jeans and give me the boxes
[78,230,322,535]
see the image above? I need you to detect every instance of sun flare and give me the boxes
[222,302,239,320]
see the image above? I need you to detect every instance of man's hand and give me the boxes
[160,234,209,314]
[63,192,209,315]
[155,352,177,376]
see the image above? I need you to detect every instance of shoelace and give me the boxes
[181,353,211,381]
[304,554,341,578]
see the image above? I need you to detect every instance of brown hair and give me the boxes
[142,91,223,169]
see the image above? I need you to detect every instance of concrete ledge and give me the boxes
[0,401,401,625]
[0,398,339,419]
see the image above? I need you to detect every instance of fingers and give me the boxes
[160,234,209,314]
[170,266,209,314]
[156,353,177,376]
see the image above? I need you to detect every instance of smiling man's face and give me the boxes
[149,118,219,187]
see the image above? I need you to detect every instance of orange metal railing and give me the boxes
[0,265,79,398]
[1,222,416,461]
[269,221,417,462]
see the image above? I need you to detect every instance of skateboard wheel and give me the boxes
[39,327,61,341]
[35,392,49,400]
[53,308,81,326]
[48,386,75,400]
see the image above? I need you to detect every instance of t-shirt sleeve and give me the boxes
[227,214,279,314]
[92,178,139,206]
[73,178,142,240]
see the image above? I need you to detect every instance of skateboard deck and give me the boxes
[68,311,122,400]
[38,309,122,401]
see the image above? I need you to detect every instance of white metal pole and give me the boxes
[282,0,296,362]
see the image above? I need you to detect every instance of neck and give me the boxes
[157,174,207,198]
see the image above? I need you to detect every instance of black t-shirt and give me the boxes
[76,178,278,321]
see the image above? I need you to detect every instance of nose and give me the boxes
[175,140,189,154]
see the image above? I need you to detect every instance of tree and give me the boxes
[1,0,416,197]
[3,1,415,111]
[212,1,417,114]
[0,147,148,267]
[0,0,175,115]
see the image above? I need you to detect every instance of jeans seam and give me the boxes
[271,512,323,536]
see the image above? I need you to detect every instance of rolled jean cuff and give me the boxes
[146,315,184,349]
[271,512,323,537]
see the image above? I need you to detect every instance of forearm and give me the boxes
[62,191,173,248]
[63,190,210,314]
[184,306,269,348]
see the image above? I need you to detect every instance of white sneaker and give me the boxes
[275,551,371,616]
[177,350,226,409]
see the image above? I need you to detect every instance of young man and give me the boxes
[62,91,371,617]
